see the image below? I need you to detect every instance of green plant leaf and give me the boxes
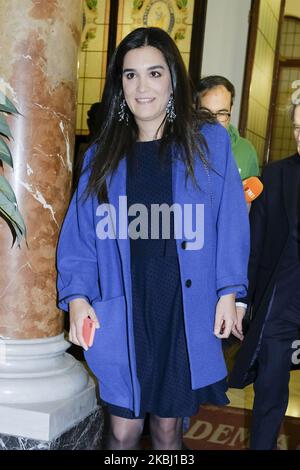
[0,89,26,246]
[0,138,13,168]
[133,0,143,9]
[86,0,97,11]
[177,0,187,8]
[0,190,26,247]
[0,175,17,203]
[0,114,12,139]
[0,90,19,115]
[11,216,26,247]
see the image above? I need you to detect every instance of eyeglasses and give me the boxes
[198,107,231,123]
[293,125,300,136]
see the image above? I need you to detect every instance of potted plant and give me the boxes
[0,89,26,246]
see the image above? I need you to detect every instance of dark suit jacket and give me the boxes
[229,153,300,388]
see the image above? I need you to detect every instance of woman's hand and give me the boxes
[231,306,246,341]
[214,293,237,339]
[69,298,100,350]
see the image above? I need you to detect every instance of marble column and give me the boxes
[0,0,81,338]
[0,1,102,448]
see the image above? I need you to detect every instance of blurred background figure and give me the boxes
[196,76,260,361]
[229,103,300,449]
[74,101,105,190]
[87,102,105,142]
[196,76,260,181]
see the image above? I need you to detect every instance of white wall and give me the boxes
[201,0,252,126]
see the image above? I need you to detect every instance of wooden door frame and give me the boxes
[107,0,119,69]
[188,0,207,87]
[239,0,260,137]
[263,0,286,165]
[239,0,286,165]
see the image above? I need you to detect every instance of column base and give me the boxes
[0,406,103,450]
[0,377,99,441]
[0,334,104,447]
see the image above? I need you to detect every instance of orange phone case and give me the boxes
[82,317,96,347]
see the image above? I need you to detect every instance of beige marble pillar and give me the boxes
[0,4,102,445]
[0,0,82,339]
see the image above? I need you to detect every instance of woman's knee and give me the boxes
[150,416,182,436]
[110,417,144,445]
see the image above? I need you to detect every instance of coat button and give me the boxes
[185,279,192,288]
[181,241,187,249]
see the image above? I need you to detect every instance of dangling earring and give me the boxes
[118,99,129,124]
[166,94,176,123]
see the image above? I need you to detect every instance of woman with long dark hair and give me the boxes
[57,27,249,450]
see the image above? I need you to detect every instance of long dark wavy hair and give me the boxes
[85,27,213,202]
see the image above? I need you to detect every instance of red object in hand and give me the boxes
[82,317,96,347]
[242,176,263,203]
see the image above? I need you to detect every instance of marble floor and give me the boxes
[227,369,300,418]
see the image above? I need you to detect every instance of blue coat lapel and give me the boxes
[106,158,140,414]
[107,157,130,280]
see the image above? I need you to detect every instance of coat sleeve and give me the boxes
[56,147,100,312]
[240,168,268,305]
[216,135,250,299]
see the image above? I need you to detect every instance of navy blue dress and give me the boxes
[106,140,229,418]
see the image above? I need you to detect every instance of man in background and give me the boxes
[196,75,259,181]
[196,75,259,366]
[229,103,300,449]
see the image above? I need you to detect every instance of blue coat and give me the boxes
[57,123,249,416]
